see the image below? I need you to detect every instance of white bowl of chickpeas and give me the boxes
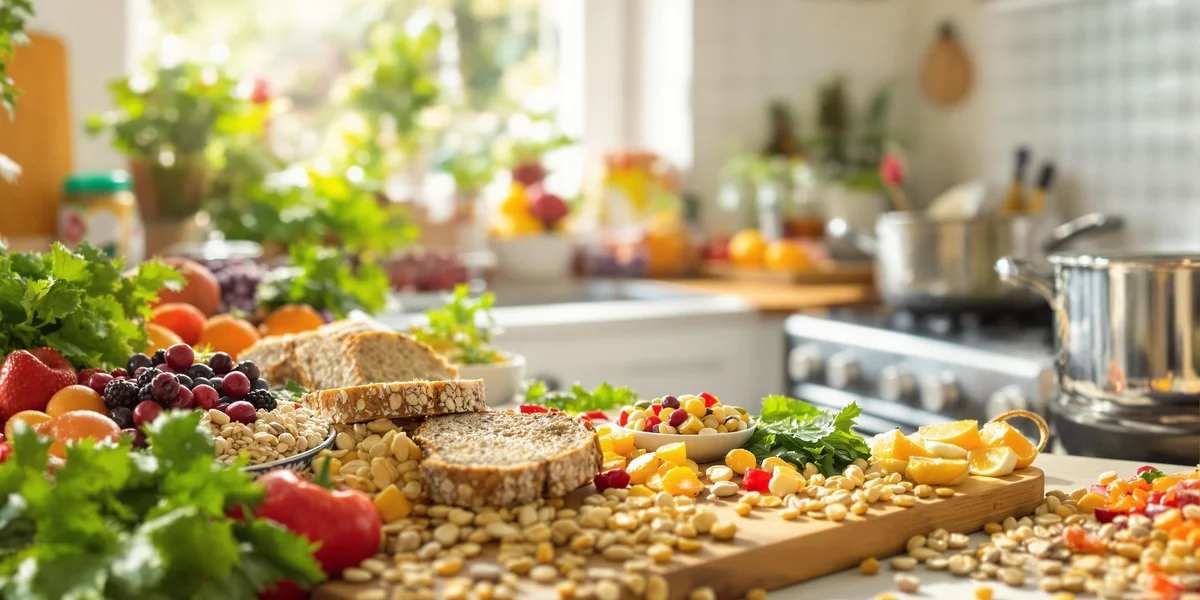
[613,393,756,463]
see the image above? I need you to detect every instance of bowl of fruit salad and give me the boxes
[613,393,756,463]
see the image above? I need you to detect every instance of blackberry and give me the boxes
[150,349,167,366]
[137,367,157,389]
[139,384,159,407]
[103,379,139,409]
[244,389,277,412]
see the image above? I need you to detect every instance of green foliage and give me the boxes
[410,284,504,365]
[523,381,639,415]
[0,0,32,120]
[744,396,871,476]
[0,412,325,599]
[256,244,390,318]
[0,242,183,369]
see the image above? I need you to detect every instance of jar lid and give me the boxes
[64,171,132,194]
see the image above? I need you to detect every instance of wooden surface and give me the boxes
[0,32,73,239]
[661,278,876,313]
[698,261,874,286]
[921,22,973,107]
[317,468,1044,600]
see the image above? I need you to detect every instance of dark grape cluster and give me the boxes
[212,260,265,314]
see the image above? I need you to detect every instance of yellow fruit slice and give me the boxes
[917,420,982,452]
[626,453,660,485]
[905,456,969,486]
[608,430,635,455]
[979,422,1038,469]
[968,446,1019,477]
[923,440,968,460]
[871,429,935,460]
[868,458,909,476]
[662,466,704,497]
[655,442,688,466]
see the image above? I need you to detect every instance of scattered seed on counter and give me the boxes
[860,558,881,575]
[894,574,920,593]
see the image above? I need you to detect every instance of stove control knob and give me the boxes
[920,373,960,413]
[879,366,916,402]
[987,384,1028,419]
[788,344,824,382]
[826,352,861,389]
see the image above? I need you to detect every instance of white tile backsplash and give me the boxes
[985,0,1200,252]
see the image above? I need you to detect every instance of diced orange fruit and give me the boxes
[374,484,412,522]
[662,466,704,497]
[979,422,1038,468]
[609,430,635,455]
[627,453,660,485]
[628,484,655,497]
[602,457,627,471]
[655,442,687,466]
[905,456,969,486]
[917,420,982,452]
[724,448,756,474]
[656,461,676,476]
[871,429,934,461]
[761,456,798,472]
[646,473,665,492]
[599,436,614,453]
[967,447,1018,477]
[595,424,613,437]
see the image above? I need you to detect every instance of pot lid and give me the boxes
[1048,252,1200,269]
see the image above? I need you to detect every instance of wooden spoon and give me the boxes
[921,22,973,107]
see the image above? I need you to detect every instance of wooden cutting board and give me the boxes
[659,278,876,313]
[699,261,874,286]
[317,468,1044,600]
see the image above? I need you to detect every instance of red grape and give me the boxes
[208,352,234,375]
[88,373,114,397]
[594,468,631,492]
[225,401,257,424]
[133,401,163,427]
[110,368,128,379]
[193,385,219,410]
[151,372,180,402]
[171,386,195,410]
[165,344,195,371]
[222,371,251,400]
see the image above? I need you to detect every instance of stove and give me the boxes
[784,308,1056,438]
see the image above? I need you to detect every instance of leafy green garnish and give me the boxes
[256,244,389,318]
[0,242,183,369]
[410,284,504,365]
[1139,469,1165,484]
[524,381,639,414]
[272,381,310,405]
[744,396,871,476]
[0,411,325,599]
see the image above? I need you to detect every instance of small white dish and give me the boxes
[244,425,336,478]
[613,422,757,463]
[457,353,527,407]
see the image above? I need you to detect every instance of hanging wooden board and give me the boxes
[317,468,1044,600]
[921,22,973,107]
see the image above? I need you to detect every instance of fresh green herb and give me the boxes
[0,242,183,369]
[256,244,389,318]
[0,411,325,599]
[1139,469,1165,484]
[410,284,504,365]
[272,381,310,405]
[744,396,871,476]
[524,381,639,414]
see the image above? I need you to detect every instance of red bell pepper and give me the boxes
[583,410,608,421]
[519,404,549,414]
[618,409,630,426]
[742,467,772,493]
[256,460,382,578]
[650,404,663,416]
[700,392,719,408]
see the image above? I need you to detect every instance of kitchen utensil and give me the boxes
[317,468,1044,600]
[921,22,973,107]
[926,180,987,220]
[829,212,1122,311]
[998,147,1030,216]
[1025,162,1056,215]
[1051,393,1200,463]
[996,252,1200,406]
[0,32,72,239]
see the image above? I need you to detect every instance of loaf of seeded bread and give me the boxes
[303,379,487,424]
[241,319,382,387]
[414,412,602,508]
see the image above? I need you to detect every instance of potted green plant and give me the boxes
[409,284,525,406]
[86,60,269,253]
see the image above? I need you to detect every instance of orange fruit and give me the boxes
[870,429,934,460]
[5,410,51,440]
[917,420,982,452]
[198,314,262,360]
[150,302,207,345]
[261,304,326,337]
[967,446,1019,477]
[728,229,767,267]
[144,323,185,355]
[45,385,107,418]
[41,411,121,458]
[764,240,814,272]
[906,456,970,486]
[980,422,1039,469]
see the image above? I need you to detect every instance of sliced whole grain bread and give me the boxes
[303,379,487,424]
[414,412,602,508]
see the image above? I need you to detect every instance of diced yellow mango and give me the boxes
[662,466,704,497]
[655,442,688,466]
[628,484,655,497]
[609,430,635,455]
[627,453,660,484]
[374,484,412,523]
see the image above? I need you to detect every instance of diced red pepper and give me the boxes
[651,404,663,416]
[1089,484,1109,497]
[742,467,772,493]
[1136,465,1160,477]
[618,409,630,426]
[1062,525,1107,554]
[1149,491,1166,505]
[519,404,549,414]
[583,410,608,421]
[646,415,662,428]
[700,392,719,408]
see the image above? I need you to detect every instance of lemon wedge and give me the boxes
[905,456,969,486]
[968,446,1019,477]
[867,458,909,476]
[917,420,982,451]
[979,422,1038,469]
[871,429,935,460]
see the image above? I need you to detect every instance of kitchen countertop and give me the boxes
[775,454,1190,599]
[657,278,875,313]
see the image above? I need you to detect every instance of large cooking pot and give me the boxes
[828,212,1122,311]
[997,252,1200,405]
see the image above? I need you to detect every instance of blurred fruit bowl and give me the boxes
[385,249,496,293]
[491,234,576,281]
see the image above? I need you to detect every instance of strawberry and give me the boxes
[0,348,77,422]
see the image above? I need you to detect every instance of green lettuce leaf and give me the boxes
[744,396,870,476]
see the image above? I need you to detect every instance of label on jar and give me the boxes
[59,196,144,263]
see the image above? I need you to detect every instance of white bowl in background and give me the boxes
[491,235,575,281]
[613,422,757,463]
[457,353,527,408]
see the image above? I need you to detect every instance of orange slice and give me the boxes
[979,422,1038,469]
[968,447,1019,477]
[906,456,969,486]
[871,429,935,461]
[917,420,982,452]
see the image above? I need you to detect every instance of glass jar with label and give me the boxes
[59,171,145,263]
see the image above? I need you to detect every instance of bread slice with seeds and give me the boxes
[293,331,458,391]
[414,412,602,508]
[303,379,487,424]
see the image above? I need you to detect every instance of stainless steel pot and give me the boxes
[828,212,1122,311]
[997,252,1200,406]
